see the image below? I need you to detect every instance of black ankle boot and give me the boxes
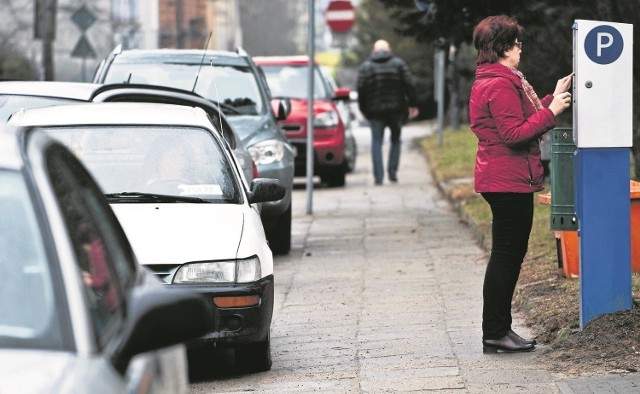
[482,334,535,353]
[507,329,537,346]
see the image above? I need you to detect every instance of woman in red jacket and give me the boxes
[469,15,572,353]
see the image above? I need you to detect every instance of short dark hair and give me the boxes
[472,15,523,65]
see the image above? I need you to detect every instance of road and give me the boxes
[189,121,555,392]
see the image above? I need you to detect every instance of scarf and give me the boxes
[510,67,542,112]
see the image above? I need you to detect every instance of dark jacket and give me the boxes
[469,62,556,193]
[357,51,417,119]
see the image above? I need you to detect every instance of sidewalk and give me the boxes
[204,122,640,392]
[285,121,559,392]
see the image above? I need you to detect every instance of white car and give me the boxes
[0,124,213,393]
[9,102,283,373]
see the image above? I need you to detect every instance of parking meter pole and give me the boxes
[574,149,632,328]
[573,20,633,329]
[306,0,315,215]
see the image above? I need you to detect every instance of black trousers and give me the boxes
[480,192,534,340]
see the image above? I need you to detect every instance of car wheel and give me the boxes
[265,202,291,255]
[321,167,346,187]
[236,332,272,373]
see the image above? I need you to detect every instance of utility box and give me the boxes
[573,20,633,148]
[550,128,578,230]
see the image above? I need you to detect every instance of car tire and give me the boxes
[236,333,272,373]
[265,202,291,255]
[321,167,346,187]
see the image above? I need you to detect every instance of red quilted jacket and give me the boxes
[469,63,556,193]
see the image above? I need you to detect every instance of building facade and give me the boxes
[0,0,242,82]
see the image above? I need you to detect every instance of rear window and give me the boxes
[103,61,264,116]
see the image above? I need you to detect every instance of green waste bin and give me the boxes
[550,127,578,231]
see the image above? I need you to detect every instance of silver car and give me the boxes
[0,125,213,393]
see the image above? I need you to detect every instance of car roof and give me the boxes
[8,102,216,130]
[253,55,317,66]
[0,125,25,170]
[114,49,250,67]
[0,81,101,100]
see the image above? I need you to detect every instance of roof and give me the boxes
[7,102,216,131]
[114,49,250,67]
[0,81,101,100]
[253,55,317,66]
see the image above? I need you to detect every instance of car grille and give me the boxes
[144,264,180,284]
[282,124,302,132]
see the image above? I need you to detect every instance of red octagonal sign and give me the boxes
[325,0,355,33]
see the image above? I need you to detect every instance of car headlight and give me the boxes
[248,139,285,165]
[172,256,261,284]
[314,110,339,129]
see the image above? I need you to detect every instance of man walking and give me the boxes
[357,39,419,185]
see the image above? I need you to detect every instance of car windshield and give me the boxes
[43,126,241,204]
[0,170,64,350]
[103,62,264,115]
[260,65,328,100]
[0,95,83,121]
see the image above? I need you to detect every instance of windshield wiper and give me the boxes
[104,192,207,203]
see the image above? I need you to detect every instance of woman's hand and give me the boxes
[553,72,574,96]
[549,92,572,116]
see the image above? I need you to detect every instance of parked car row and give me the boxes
[93,47,296,254]
[0,46,358,391]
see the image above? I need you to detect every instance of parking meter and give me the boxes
[573,20,633,147]
[572,19,633,329]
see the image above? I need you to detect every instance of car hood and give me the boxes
[226,115,281,147]
[111,203,244,265]
[289,97,333,114]
[0,351,82,392]
[284,98,333,123]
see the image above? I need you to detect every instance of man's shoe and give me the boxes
[374,180,383,185]
[507,329,537,346]
[482,335,535,353]
[389,176,398,183]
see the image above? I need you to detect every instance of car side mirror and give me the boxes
[333,87,351,101]
[274,98,291,121]
[248,178,286,204]
[110,284,213,375]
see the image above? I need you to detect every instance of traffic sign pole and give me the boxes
[306,0,315,215]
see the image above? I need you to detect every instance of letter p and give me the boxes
[597,32,614,57]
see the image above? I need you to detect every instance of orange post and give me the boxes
[630,181,640,272]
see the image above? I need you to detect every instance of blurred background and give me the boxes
[1,0,638,142]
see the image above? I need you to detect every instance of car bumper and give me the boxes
[172,275,274,347]
[291,139,346,176]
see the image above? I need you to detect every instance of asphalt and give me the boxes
[201,122,640,393]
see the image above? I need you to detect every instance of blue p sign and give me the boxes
[584,25,624,64]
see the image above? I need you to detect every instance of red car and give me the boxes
[254,56,351,187]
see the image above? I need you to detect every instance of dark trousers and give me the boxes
[369,114,403,183]
[480,192,534,340]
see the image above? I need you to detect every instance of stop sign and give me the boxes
[325,0,355,33]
